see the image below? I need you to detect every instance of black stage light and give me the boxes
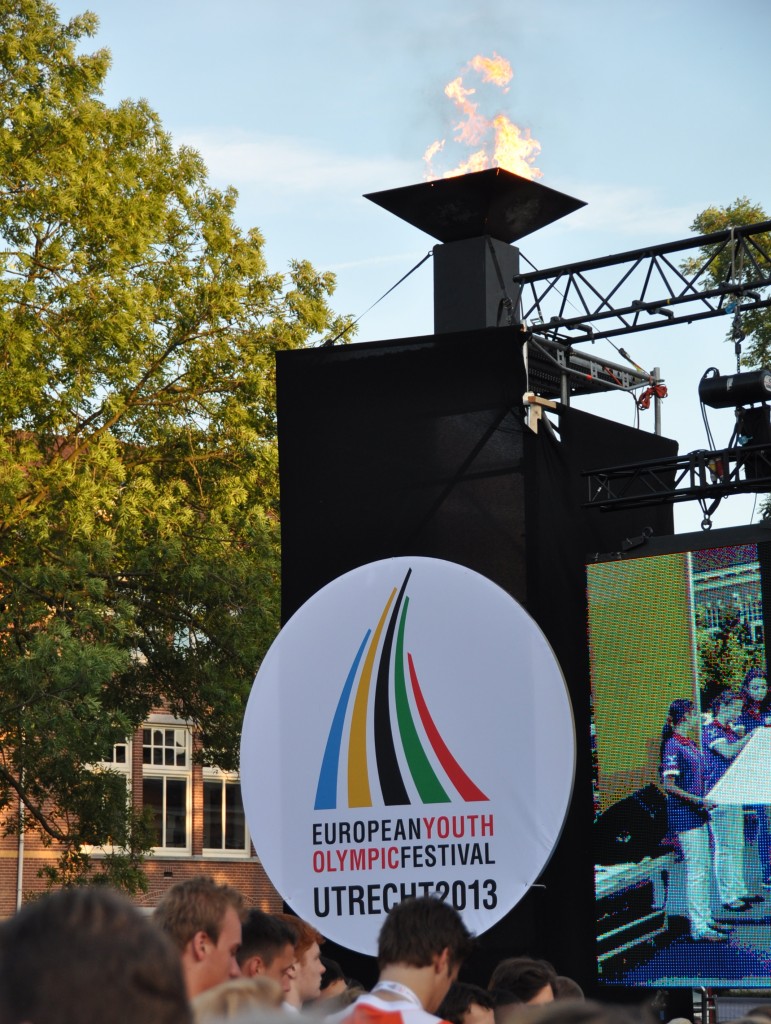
[738,405,771,480]
[739,406,771,444]
[698,367,771,409]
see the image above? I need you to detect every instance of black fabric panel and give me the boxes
[276,336,678,994]
[277,328,529,622]
[560,404,678,555]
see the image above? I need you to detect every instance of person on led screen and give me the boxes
[739,667,771,889]
[660,698,727,942]
[703,688,757,911]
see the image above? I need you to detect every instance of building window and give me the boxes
[142,722,191,853]
[104,741,129,766]
[143,727,188,768]
[139,719,248,857]
[80,740,133,856]
[203,776,248,854]
[143,776,188,849]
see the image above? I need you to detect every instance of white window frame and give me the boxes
[142,716,192,856]
[103,738,132,773]
[201,767,251,859]
[80,739,134,856]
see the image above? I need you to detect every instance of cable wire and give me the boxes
[321,251,433,347]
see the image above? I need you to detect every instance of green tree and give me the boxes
[683,198,771,368]
[696,602,760,709]
[683,200,771,517]
[0,0,352,890]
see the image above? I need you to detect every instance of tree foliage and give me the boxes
[0,0,352,889]
[683,200,771,518]
[683,198,771,368]
[695,602,760,709]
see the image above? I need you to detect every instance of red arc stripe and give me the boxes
[407,652,488,802]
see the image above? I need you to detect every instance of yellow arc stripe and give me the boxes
[348,587,396,806]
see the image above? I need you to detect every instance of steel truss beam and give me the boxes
[584,443,771,518]
[516,220,771,342]
[526,331,653,398]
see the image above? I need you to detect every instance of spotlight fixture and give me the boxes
[698,367,771,409]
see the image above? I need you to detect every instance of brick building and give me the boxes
[0,711,283,917]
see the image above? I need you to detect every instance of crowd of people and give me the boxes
[0,878,663,1024]
[4,666,771,1023]
[660,668,771,942]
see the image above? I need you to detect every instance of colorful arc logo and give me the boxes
[314,568,488,810]
[241,555,575,954]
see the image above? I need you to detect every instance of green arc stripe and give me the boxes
[394,597,450,803]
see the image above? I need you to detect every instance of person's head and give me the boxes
[191,977,284,1024]
[503,998,656,1024]
[491,990,524,1024]
[377,897,474,1011]
[488,958,557,1006]
[742,667,768,705]
[378,896,474,974]
[154,875,245,998]
[0,886,190,1024]
[666,698,697,735]
[275,914,325,1004]
[553,977,584,1001]
[236,910,297,994]
[660,698,697,761]
[317,957,349,1001]
[438,982,496,1024]
[713,687,743,725]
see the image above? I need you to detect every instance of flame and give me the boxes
[423,53,542,181]
[468,54,513,90]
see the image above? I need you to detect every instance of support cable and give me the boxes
[321,251,433,347]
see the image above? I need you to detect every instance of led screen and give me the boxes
[587,526,771,987]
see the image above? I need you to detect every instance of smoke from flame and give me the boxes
[423,53,542,180]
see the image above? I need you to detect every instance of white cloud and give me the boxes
[560,183,699,239]
[174,133,700,246]
[175,129,417,198]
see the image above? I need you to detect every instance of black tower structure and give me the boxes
[276,168,677,993]
[365,168,585,334]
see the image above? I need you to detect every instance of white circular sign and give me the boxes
[241,557,574,954]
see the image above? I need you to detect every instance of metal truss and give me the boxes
[516,219,771,342]
[584,443,771,520]
[526,331,653,399]
[516,219,771,518]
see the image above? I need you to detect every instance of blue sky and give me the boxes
[55,0,771,533]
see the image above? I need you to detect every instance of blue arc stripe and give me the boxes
[314,629,371,810]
